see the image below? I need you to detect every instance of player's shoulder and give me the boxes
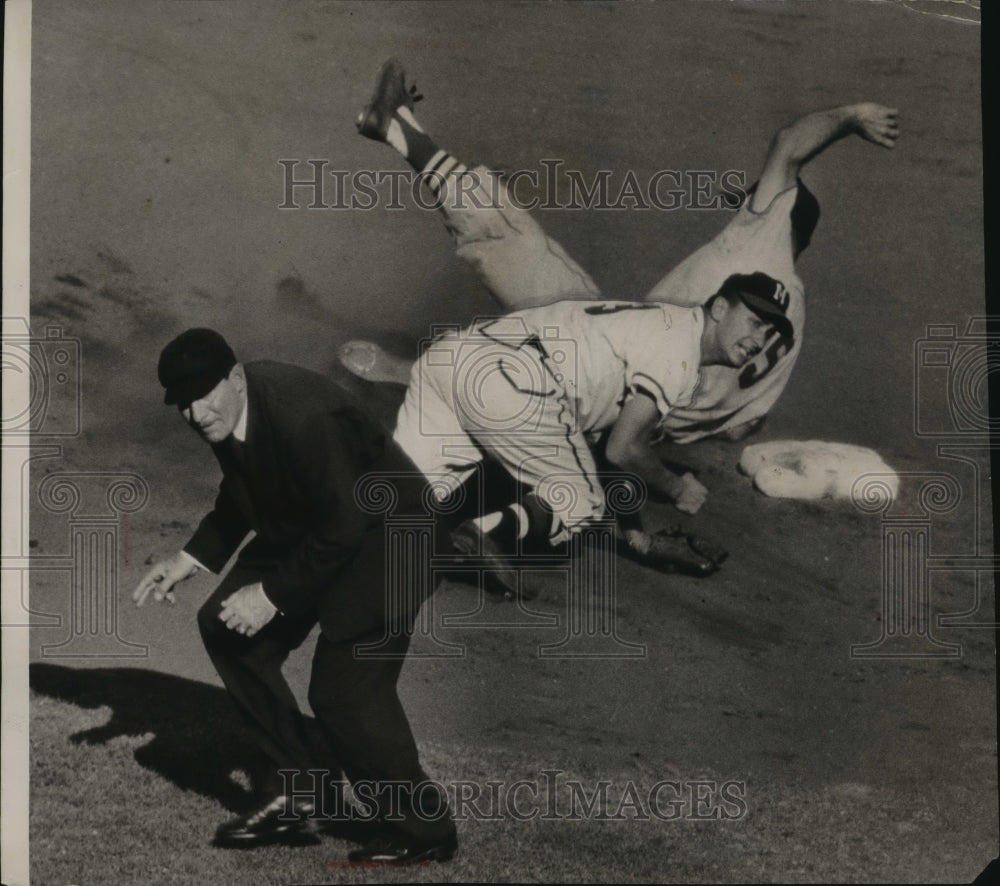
[649,300,704,337]
[624,305,703,410]
[743,181,800,218]
[616,303,703,366]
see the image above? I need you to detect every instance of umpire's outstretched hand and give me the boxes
[133,552,198,607]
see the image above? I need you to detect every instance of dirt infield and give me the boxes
[10,0,992,882]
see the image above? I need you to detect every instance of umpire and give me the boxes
[132,328,457,864]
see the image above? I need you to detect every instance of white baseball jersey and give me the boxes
[644,184,805,441]
[500,298,705,438]
[393,298,705,540]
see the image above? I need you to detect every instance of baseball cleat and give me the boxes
[356,58,423,141]
[337,340,412,385]
[450,519,524,601]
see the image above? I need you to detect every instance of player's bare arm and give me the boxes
[754,103,900,208]
[132,551,200,607]
[604,392,708,515]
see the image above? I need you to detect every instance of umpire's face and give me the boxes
[179,366,246,444]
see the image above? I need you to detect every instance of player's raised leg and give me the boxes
[343,59,601,385]
[355,58,600,310]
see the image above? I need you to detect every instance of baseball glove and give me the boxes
[625,525,729,577]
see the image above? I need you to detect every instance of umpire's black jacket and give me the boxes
[183,360,433,642]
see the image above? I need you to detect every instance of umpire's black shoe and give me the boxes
[212,795,319,849]
[348,832,458,865]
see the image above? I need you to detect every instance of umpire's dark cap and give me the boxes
[158,328,237,407]
[719,271,794,342]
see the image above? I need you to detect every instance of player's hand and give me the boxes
[219,583,278,638]
[133,553,199,607]
[852,103,900,149]
[673,472,708,514]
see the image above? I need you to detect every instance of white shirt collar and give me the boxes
[232,386,249,442]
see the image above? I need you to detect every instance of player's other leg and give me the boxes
[356,57,466,205]
[391,332,485,504]
[344,58,462,385]
[448,339,606,547]
[356,58,599,308]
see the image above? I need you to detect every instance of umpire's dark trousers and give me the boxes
[197,539,455,842]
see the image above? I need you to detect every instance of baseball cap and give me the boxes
[157,328,237,407]
[719,272,794,343]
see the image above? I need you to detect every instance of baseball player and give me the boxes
[345,59,896,571]
[393,273,791,556]
[344,59,899,450]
